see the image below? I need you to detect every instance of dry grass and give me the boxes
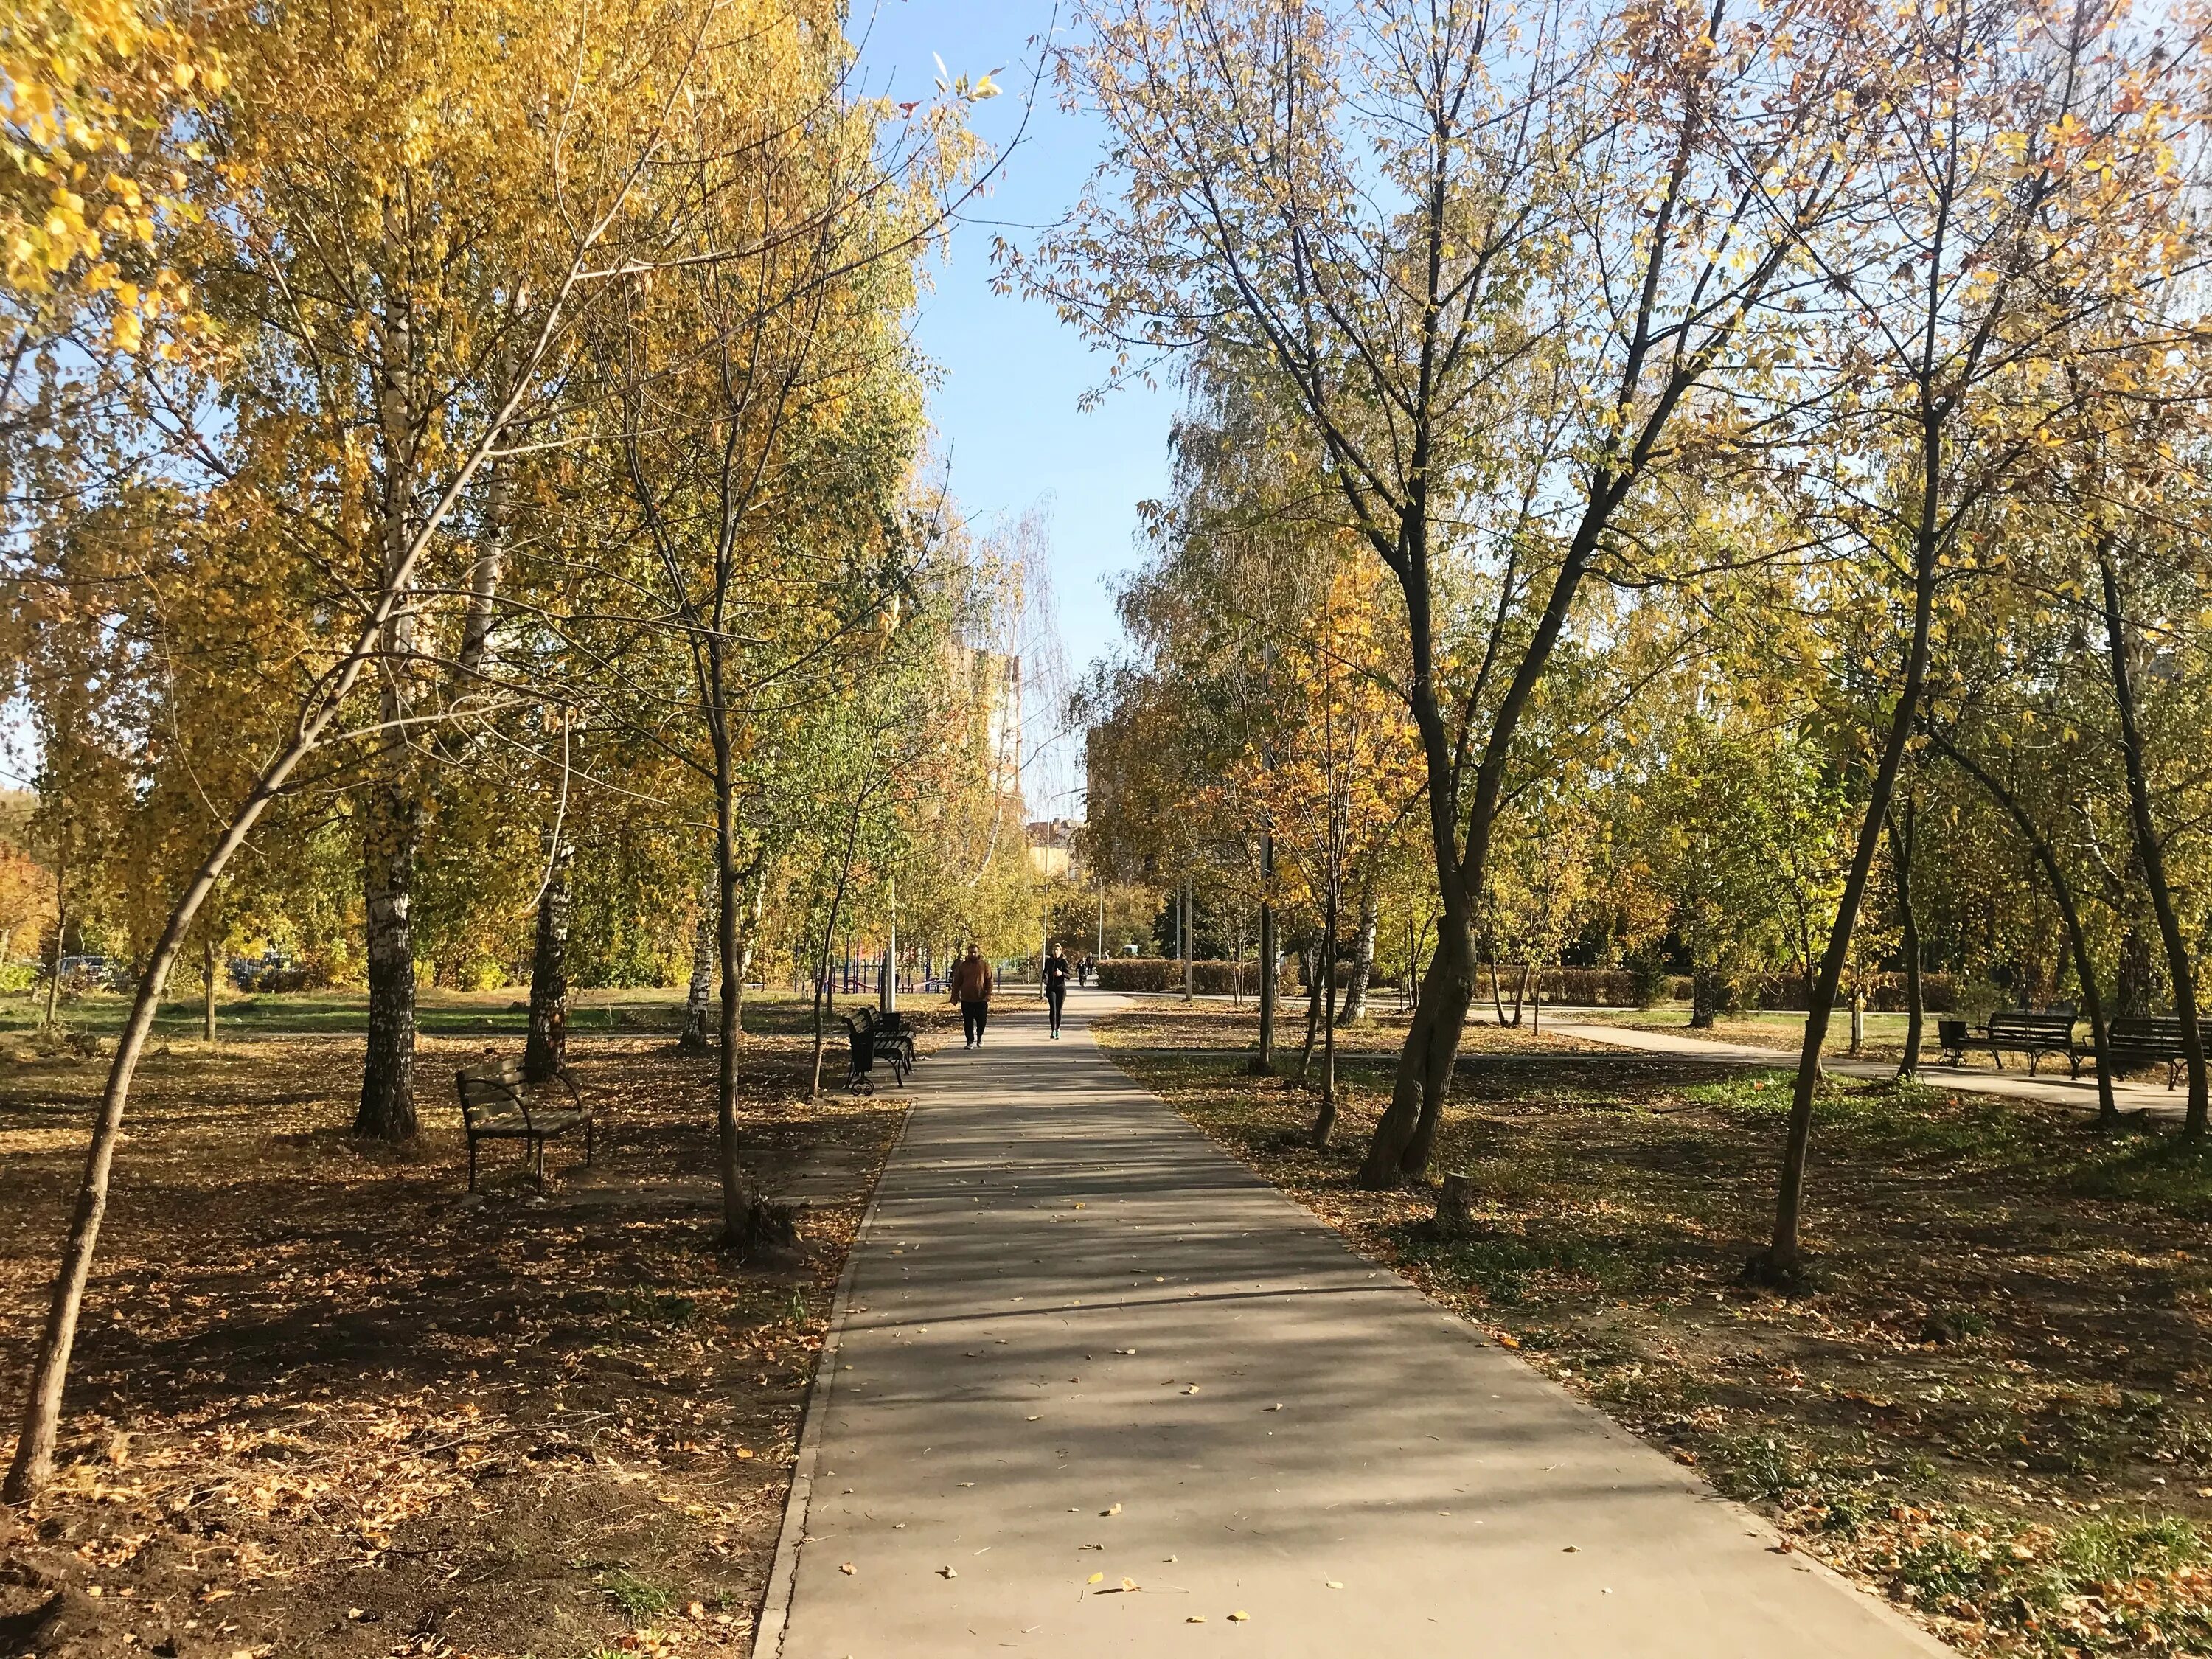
[0,1000,925,1659]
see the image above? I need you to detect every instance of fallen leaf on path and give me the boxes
[840,1562,856,1575]
[939,1566,959,1579]
[1087,1572,1104,1584]
[1102,1503,1121,1515]
[1497,1334,1520,1349]
[1325,1580,1343,1589]
[1228,1610,1249,1621]
[1184,1385,1200,1395]
[1188,1615,1206,1624]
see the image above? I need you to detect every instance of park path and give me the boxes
[758,990,1950,1658]
[1489,1010,2188,1119]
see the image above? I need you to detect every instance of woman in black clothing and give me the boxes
[1043,942,1071,1038]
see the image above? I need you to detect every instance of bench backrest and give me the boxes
[456,1061,525,1121]
[2110,1016,2185,1045]
[843,1013,874,1068]
[1988,1010,2074,1041]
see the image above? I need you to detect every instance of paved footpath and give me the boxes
[1486,1009,2188,1120]
[760,990,1951,1658]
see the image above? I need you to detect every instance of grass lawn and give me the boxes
[1098,1002,2212,1658]
[0,992,932,1658]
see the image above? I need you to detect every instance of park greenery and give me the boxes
[0,0,1058,1506]
[1062,0,2212,1278]
[7,0,2212,1648]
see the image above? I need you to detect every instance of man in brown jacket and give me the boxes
[950,944,995,1048]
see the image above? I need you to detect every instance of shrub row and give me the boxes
[1095,958,1301,996]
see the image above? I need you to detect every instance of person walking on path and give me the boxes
[1042,941,1071,1038]
[949,944,995,1048]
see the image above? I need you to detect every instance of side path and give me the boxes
[1475,1009,2186,1120]
[759,990,1950,1658]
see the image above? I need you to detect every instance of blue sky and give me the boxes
[855,1,1177,818]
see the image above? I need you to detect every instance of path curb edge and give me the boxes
[751,1082,917,1658]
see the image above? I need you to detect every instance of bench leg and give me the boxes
[2028,1054,2040,1078]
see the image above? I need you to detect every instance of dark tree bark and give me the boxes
[1295,943,1323,1079]
[202,937,218,1044]
[2116,927,2154,1020]
[1759,476,1941,1278]
[1312,892,1341,1148]
[524,837,573,1082]
[1337,882,1378,1026]
[1691,964,1717,1029]
[355,782,420,1141]
[1927,728,2117,1123]
[679,877,716,1051]
[1252,874,1276,1075]
[1887,804,1924,1085]
[2098,552,2208,1137]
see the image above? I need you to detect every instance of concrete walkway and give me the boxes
[759,990,1950,1658]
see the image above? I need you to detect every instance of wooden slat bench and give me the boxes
[1936,1010,2076,1076]
[2084,1016,2192,1088]
[456,1058,593,1191]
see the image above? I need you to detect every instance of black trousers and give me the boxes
[1046,984,1065,1033]
[962,1001,990,1044]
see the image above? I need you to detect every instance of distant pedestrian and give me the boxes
[1043,942,1071,1038]
[950,944,995,1048]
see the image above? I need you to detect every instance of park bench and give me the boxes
[456,1058,594,1191]
[841,1012,906,1095]
[870,1008,918,1071]
[1935,1009,2076,1076]
[2079,1015,2193,1088]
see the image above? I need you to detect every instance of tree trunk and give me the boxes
[1510,961,1531,1029]
[1337,882,1378,1026]
[202,936,218,1043]
[2099,552,2208,1137]
[1691,964,1717,1029]
[1295,944,1323,1079]
[1888,805,1924,1085]
[354,781,420,1141]
[1928,729,2116,1121]
[1387,924,1477,1180]
[1760,501,1939,1279]
[1312,891,1341,1148]
[679,873,717,1051]
[44,880,64,1028]
[2117,927,2154,1020]
[1182,878,1194,1003]
[1252,883,1276,1076]
[523,837,573,1083]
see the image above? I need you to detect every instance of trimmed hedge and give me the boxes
[1096,958,1301,996]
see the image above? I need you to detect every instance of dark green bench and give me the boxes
[456,1058,593,1190]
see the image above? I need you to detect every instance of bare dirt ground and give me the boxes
[1099,1002,2212,1658]
[0,1000,925,1659]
